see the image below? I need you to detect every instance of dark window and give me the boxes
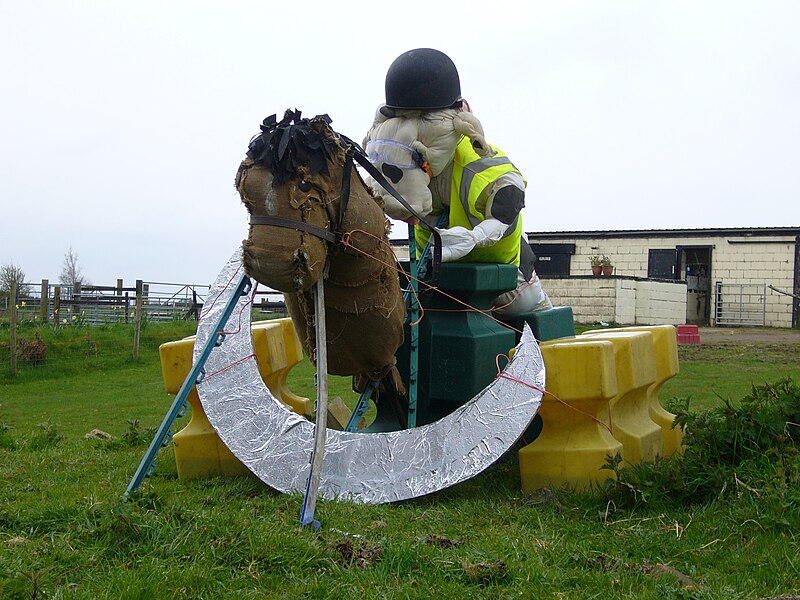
[531,243,575,278]
[648,249,679,279]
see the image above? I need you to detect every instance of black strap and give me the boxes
[337,149,354,232]
[249,215,338,244]
[343,137,442,282]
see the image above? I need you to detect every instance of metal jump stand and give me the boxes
[126,220,443,527]
[123,273,252,499]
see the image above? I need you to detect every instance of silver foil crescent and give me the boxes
[195,249,545,504]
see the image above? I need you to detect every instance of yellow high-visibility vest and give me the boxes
[416,136,524,265]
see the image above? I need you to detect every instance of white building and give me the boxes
[528,227,800,328]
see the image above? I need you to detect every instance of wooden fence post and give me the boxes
[10,281,17,377]
[73,282,81,320]
[53,286,61,322]
[40,279,49,323]
[133,279,143,360]
[116,279,123,320]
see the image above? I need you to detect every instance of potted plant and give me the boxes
[601,255,614,276]
[590,256,602,276]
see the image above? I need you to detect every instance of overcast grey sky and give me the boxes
[2,1,798,286]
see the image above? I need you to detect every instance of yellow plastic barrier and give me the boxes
[519,339,622,492]
[583,326,683,456]
[252,320,313,417]
[159,337,251,479]
[569,331,662,464]
[158,317,311,480]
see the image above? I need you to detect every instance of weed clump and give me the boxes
[27,420,62,450]
[604,378,800,508]
[17,333,47,366]
[0,422,16,450]
[122,419,156,447]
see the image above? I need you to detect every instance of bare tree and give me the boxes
[0,262,31,300]
[60,247,86,287]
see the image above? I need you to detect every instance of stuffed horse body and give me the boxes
[236,111,405,380]
[362,105,492,221]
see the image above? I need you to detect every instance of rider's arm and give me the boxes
[437,173,526,261]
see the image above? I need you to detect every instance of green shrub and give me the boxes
[604,378,800,508]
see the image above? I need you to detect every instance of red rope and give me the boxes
[494,353,614,435]
[206,265,244,314]
[341,231,617,433]
[339,229,526,337]
[218,282,258,336]
[201,271,258,377]
[204,353,257,381]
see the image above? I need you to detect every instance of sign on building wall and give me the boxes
[531,243,575,278]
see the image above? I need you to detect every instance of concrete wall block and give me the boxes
[593,288,616,299]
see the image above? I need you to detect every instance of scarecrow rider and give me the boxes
[364,48,552,317]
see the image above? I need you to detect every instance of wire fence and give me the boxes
[1,280,212,325]
[2,280,290,324]
[1,279,289,377]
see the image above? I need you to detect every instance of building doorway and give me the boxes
[679,246,712,325]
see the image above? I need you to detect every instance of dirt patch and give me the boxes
[698,327,800,344]
[334,539,383,569]
[461,559,509,583]
[679,342,800,365]
[424,533,465,549]
[586,554,698,590]
[681,328,800,366]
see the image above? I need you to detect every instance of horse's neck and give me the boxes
[324,173,393,287]
[338,170,388,237]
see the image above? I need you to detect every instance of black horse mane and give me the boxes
[246,109,337,185]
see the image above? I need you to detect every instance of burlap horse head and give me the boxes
[236,110,405,379]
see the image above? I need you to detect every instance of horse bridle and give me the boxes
[249,137,442,279]
[248,214,338,244]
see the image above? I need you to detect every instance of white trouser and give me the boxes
[492,270,553,318]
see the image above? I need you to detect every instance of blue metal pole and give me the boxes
[406,223,421,429]
[123,272,252,498]
[344,380,379,432]
[404,214,447,428]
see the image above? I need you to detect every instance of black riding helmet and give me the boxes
[385,48,461,110]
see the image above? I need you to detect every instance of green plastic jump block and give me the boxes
[503,306,576,343]
[432,263,517,294]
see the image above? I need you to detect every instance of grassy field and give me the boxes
[1,321,799,598]
[661,340,800,411]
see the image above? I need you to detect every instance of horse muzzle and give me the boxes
[242,225,327,293]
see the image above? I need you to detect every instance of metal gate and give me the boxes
[714,282,766,326]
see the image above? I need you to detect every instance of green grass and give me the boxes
[1,323,799,598]
[663,342,800,411]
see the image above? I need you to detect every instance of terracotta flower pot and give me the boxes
[602,265,614,276]
[591,265,602,276]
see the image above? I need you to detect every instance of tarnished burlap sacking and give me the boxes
[278,167,404,378]
[236,159,328,293]
[236,114,405,380]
